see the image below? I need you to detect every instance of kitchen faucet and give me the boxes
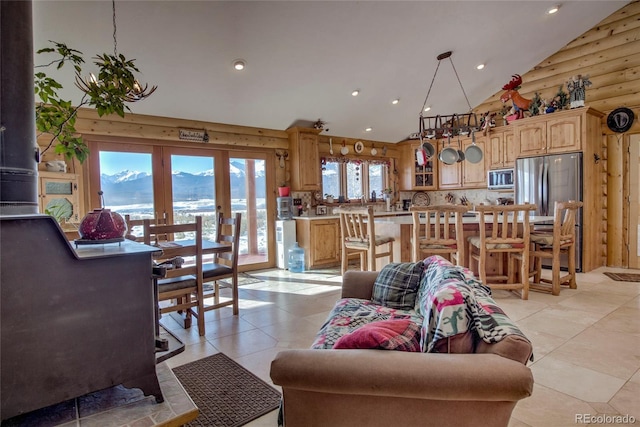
[361,195,366,205]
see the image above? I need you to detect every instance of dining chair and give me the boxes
[468,203,536,300]
[144,216,206,336]
[201,212,242,315]
[336,206,394,274]
[529,200,583,295]
[410,204,469,266]
[126,215,166,242]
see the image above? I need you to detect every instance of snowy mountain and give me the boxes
[100,165,266,205]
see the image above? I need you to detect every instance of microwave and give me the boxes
[487,168,514,190]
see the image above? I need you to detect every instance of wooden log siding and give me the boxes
[471,1,640,269]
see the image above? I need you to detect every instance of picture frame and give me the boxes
[316,205,327,216]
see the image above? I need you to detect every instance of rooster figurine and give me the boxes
[500,74,531,121]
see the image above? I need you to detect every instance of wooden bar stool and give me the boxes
[468,203,536,300]
[529,200,583,295]
[410,204,469,266]
[337,206,394,274]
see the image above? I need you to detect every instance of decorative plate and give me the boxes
[607,107,635,133]
[411,191,431,207]
[354,141,364,154]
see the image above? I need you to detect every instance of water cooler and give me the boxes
[277,196,293,220]
[276,220,296,269]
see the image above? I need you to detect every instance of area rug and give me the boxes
[203,273,262,291]
[172,353,281,427]
[603,272,640,282]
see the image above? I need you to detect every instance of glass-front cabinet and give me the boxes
[399,141,437,190]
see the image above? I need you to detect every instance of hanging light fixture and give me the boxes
[75,0,157,107]
[418,51,478,141]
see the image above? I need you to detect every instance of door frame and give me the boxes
[628,134,639,269]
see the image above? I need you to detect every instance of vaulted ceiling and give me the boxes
[32,1,629,143]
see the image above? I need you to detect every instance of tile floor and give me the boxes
[159,265,640,427]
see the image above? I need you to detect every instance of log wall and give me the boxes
[474,1,640,268]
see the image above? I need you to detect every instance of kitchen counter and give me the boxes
[293,211,411,220]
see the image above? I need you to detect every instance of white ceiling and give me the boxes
[32,1,628,143]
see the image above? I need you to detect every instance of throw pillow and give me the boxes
[371,262,423,309]
[333,319,420,352]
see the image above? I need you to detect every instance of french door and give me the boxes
[88,139,274,270]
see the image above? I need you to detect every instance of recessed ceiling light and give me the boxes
[424,106,431,112]
[233,59,246,71]
[351,89,360,97]
[365,127,372,132]
[476,63,485,70]
[392,99,400,105]
[547,5,560,14]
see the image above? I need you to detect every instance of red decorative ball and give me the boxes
[78,208,127,240]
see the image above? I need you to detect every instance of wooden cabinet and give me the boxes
[461,136,488,188]
[286,127,322,191]
[398,141,437,190]
[513,108,586,158]
[296,218,341,268]
[488,129,515,169]
[438,136,487,189]
[38,171,83,232]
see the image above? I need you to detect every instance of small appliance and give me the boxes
[487,168,515,190]
[277,196,293,220]
[276,219,296,269]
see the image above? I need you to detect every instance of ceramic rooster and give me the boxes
[500,74,531,121]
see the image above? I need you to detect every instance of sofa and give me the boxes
[270,256,534,427]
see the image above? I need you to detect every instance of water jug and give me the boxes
[288,242,305,273]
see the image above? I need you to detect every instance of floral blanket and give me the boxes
[417,256,530,353]
[311,298,423,349]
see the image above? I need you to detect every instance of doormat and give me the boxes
[603,272,640,282]
[172,353,281,427]
[204,273,262,291]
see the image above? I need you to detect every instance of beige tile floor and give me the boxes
[161,266,640,427]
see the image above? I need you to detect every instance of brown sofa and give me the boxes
[270,269,534,427]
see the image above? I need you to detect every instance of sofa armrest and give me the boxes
[271,349,533,401]
[341,271,379,299]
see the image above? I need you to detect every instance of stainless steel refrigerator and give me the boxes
[515,152,583,271]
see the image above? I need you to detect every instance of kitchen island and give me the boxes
[294,210,553,272]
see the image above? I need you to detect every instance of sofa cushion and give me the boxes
[333,319,420,352]
[371,262,423,309]
[311,298,423,350]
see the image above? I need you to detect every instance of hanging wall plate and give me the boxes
[607,107,635,133]
[354,141,364,154]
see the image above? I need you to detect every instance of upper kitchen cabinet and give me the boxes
[286,127,322,191]
[487,129,515,169]
[438,135,487,189]
[398,141,437,190]
[513,107,603,158]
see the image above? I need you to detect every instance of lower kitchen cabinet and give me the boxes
[295,218,341,269]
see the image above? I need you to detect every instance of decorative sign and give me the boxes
[179,129,209,142]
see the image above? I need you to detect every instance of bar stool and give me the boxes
[529,200,583,295]
[337,206,394,274]
[409,204,469,265]
[468,203,536,300]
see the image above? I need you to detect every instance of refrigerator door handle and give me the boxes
[541,161,549,216]
[537,162,545,215]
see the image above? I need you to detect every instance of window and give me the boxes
[321,158,389,201]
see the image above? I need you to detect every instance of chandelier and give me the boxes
[75,0,157,105]
[418,51,478,141]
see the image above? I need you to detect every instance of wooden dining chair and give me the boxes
[529,200,583,295]
[410,204,469,266]
[144,216,206,336]
[337,206,394,274]
[468,203,536,300]
[126,215,166,242]
[201,212,242,315]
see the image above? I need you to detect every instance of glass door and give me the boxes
[89,142,160,240]
[162,147,224,241]
[230,155,269,266]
